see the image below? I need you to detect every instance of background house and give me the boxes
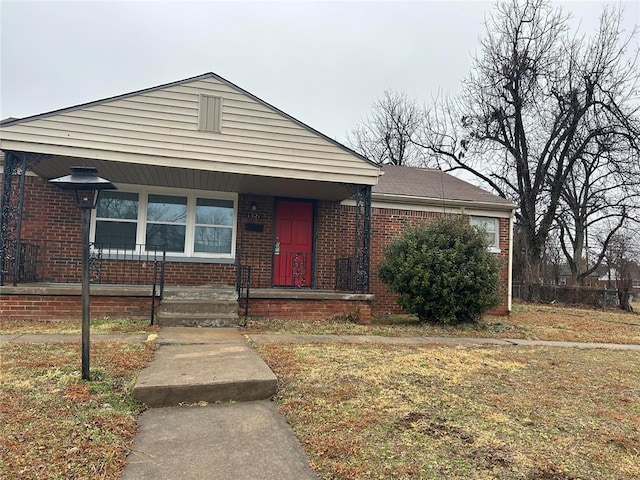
[0,73,514,324]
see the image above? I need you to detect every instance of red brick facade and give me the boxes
[368,207,511,316]
[0,294,155,321]
[2,176,511,321]
[248,298,372,323]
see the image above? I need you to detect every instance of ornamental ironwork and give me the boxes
[352,184,372,293]
[0,151,41,285]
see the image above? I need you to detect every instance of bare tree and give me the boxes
[416,0,640,297]
[556,142,639,285]
[540,227,564,285]
[602,228,640,311]
[347,90,425,166]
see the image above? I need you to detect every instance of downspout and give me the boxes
[508,209,515,312]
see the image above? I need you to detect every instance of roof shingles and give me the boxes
[374,165,514,208]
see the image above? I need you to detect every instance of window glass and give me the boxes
[147,194,187,223]
[194,226,232,253]
[146,195,187,253]
[95,222,137,250]
[92,190,234,257]
[196,198,233,225]
[470,217,498,249]
[95,192,139,249]
[96,191,138,219]
[146,224,186,252]
[194,198,233,254]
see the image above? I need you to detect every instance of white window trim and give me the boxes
[91,185,237,260]
[470,216,501,253]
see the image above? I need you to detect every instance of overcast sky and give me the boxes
[1,0,638,143]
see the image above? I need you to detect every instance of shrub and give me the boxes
[378,215,502,324]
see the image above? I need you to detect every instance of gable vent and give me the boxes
[198,94,223,133]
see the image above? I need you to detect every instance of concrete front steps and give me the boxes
[132,328,278,408]
[157,286,239,327]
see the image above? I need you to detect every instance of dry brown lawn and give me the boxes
[246,302,640,345]
[1,302,638,479]
[0,317,158,335]
[0,342,155,479]
[257,342,640,480]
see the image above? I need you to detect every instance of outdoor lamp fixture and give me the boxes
[49,166,116,380]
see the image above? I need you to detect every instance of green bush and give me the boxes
[378,215,502,324]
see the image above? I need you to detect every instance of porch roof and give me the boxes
[2,152,361,201]
[0,72,380,195]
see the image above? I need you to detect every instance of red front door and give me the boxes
[273,200,313,287]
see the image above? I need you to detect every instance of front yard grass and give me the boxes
[0,317,158,335]
[257,342,640,480]
[1,302,638,479]
[0,341,156,479]
[246,302,640,344]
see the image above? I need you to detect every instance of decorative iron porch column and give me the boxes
[0,151,34,286]
[353,184,372,293]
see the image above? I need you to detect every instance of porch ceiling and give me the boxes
[24,153,357,201]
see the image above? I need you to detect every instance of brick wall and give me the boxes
[363,206,511,316]
[20,176,83,242]
[248,298,372,323]
[0,294,154,321]
[10,177,510,319]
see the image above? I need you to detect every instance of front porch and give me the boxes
[0,283,374,324]
[0,234,375,324]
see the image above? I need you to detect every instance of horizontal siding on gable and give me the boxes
[31,116,347,155]
[1,123,365,171]
[0,76,378,185]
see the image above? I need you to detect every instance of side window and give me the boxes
[94,191,139,249]
[470,216,499,251]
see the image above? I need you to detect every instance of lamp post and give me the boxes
[49,167,116,380]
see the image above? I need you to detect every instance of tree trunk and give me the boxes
[618,289,632,312]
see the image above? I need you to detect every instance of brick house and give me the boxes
[0,73,515,324]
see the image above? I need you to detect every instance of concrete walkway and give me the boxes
[122,327,317,480]
[248,333,640,351]
[3,331,639,350]
[0,332,150,343]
